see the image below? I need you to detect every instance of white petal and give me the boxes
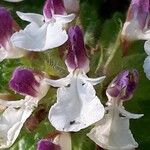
[117,107,143,119]
[11,22,68,51]
[144,40,150,55]
[16,11,44,26]
[54,14,75,24]
[43,23,68,50]
[3,0,23,2]
[87,108,139,150]
[121,20,148,41]
[49,74,105,132]
[81,75,105,85]
[44,76,71,88]
[0,98,37,149]
[53,132,72,150]
[143,56,150,80]
[0,42,27,62]
[0,48,7,62]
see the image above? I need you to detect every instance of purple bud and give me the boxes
[65,25,89,73]
[127,0,149,29]
[106,70,139,101]
[0,7,13,47]
[9,67,40,97]
[43,0,66,22]
[37,139,60,150]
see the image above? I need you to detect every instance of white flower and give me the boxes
[11,0,75,51]
[0,68,49,149]
[87,70,143,150]
[45,26,105,132]
[87,103,143,150]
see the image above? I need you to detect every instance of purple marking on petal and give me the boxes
[43,0,54,21]
[65,25,89,71]
[128,0,149,29]
[43,0,66,21]
[9,67,40,97]
[37,139,61,150]
[0,7,13,47]
[53,0,66,15]
[107,69,139,101]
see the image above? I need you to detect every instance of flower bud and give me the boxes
[9,67,40,97]
[106,70,139,100]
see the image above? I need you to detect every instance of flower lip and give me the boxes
[37,139,60,150]
[43,0,66,22]
[106,69,139,101]
[9,67,40,97]
[0,7,13,47]
[65,25,89,73]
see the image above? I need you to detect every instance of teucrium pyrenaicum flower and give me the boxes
[45,26,105,132]
[11,0,75,51]
[0,68,49,149]
[87,70,143,150]
[0,7,27,62]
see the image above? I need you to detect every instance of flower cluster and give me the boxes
[0,0,145,150]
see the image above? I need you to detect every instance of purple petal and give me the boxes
[9,67,40,97]
[65,25,89,72]
[107,69,139,101]
[0,7,13,47]
[37,139,60,150]
[43,0,66,21]
[53,0,66,15]
[43,0,54,21]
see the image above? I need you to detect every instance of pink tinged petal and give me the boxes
[129,0,149,29]
[48,73,105,132]
[87,108,139,150]
[65,26,89,73]
[0,7,13,48]
[9,67,40,97]
[63,0,79,13]
[37,139,60,150]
